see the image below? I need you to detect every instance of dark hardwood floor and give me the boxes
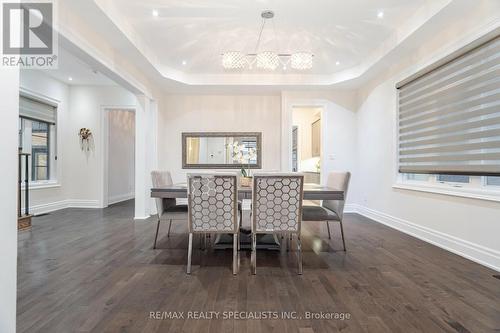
[17,200,500,333]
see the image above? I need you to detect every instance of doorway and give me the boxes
[104,108,136,206]
[291,107,322,184]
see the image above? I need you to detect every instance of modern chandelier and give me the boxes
[221,11,314,71]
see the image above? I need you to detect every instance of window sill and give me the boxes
[21,181,60,190]
[393,182,500,203]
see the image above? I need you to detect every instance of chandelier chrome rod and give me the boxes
[254,18,266,54]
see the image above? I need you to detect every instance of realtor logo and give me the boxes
[1,1,58,68]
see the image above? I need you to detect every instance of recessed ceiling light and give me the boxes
[182,60,187,66]
[152,9,159,17]
[335,61,340,66]
[68,77,73,81]
[377,10,384,18]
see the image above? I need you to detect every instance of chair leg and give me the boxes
[326,221,331,239]
[167,219,172,237]
[233,233,238,275]
[339,220,346,251]
[297,234,303,275]
[251,233,257,275]
[187,233,193,274]
[153,218,161,249]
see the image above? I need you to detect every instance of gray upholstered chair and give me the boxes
[151,171,188,249]
[251,173,304,275]
[302,171,351,251]
[187,173,239,275]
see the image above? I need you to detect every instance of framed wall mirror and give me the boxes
[182,132,262,169]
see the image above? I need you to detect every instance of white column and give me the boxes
[134,95,157,219]
[147,99,159,215]
[0,66,19,333]
[134,95,149,219]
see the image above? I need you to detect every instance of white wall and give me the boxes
[70,85,137,203]
[0,66,19,333]
[107,110,135,204]
[354,7,500,271]
[356,79,500,271]
[19,70,139,213]
[157,94,282,182]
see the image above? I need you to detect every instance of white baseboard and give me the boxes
[348,204,500,272]
[344,203,358,214]
[134,215,151,220]
[108,192,135,205]
[27,199,100,215]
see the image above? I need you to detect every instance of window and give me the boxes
[19,96,57,184]
[396,35,500,201]
[437,175,470,183]
[487,176,500,186]
[31,120,50,181]
[405,173,430,182]
[397,35,500,177]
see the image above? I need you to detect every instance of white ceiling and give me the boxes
[41,47,117,86]
[54,0,499,91]
[92,0,450,86]
[104,0,427,75]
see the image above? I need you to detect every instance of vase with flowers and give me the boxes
[228,141,257,187]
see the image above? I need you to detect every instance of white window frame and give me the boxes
[19,88,61,190]
[395,174,500,202]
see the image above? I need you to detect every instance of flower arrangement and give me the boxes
[79,128,93,151]
[228,141,257,181]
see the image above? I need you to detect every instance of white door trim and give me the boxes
[281,98,329,184]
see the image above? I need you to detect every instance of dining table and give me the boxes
[151,183,345,249]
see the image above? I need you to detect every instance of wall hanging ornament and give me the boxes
[79,128,93,151]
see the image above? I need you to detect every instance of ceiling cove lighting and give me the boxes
[221,11,314,71]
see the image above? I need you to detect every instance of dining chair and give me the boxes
[151,171,188,249]
[187,173,239,275]
[302,171,351,251]
[251,173,304,275]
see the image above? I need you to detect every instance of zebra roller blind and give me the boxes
[19,96,57,124]
[398,35,500,176]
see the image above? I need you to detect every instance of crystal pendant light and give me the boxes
[290,52,313,70]
[221,11,313,71]
[256,51,280,70]
[222,51,246,69]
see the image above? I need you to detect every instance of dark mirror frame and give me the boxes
[182,132,262,169]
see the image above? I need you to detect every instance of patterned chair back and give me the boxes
[187,173,238,233]
[252,173,304,234]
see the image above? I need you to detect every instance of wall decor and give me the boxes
[182,132,262,170]
[79,128,93,151]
